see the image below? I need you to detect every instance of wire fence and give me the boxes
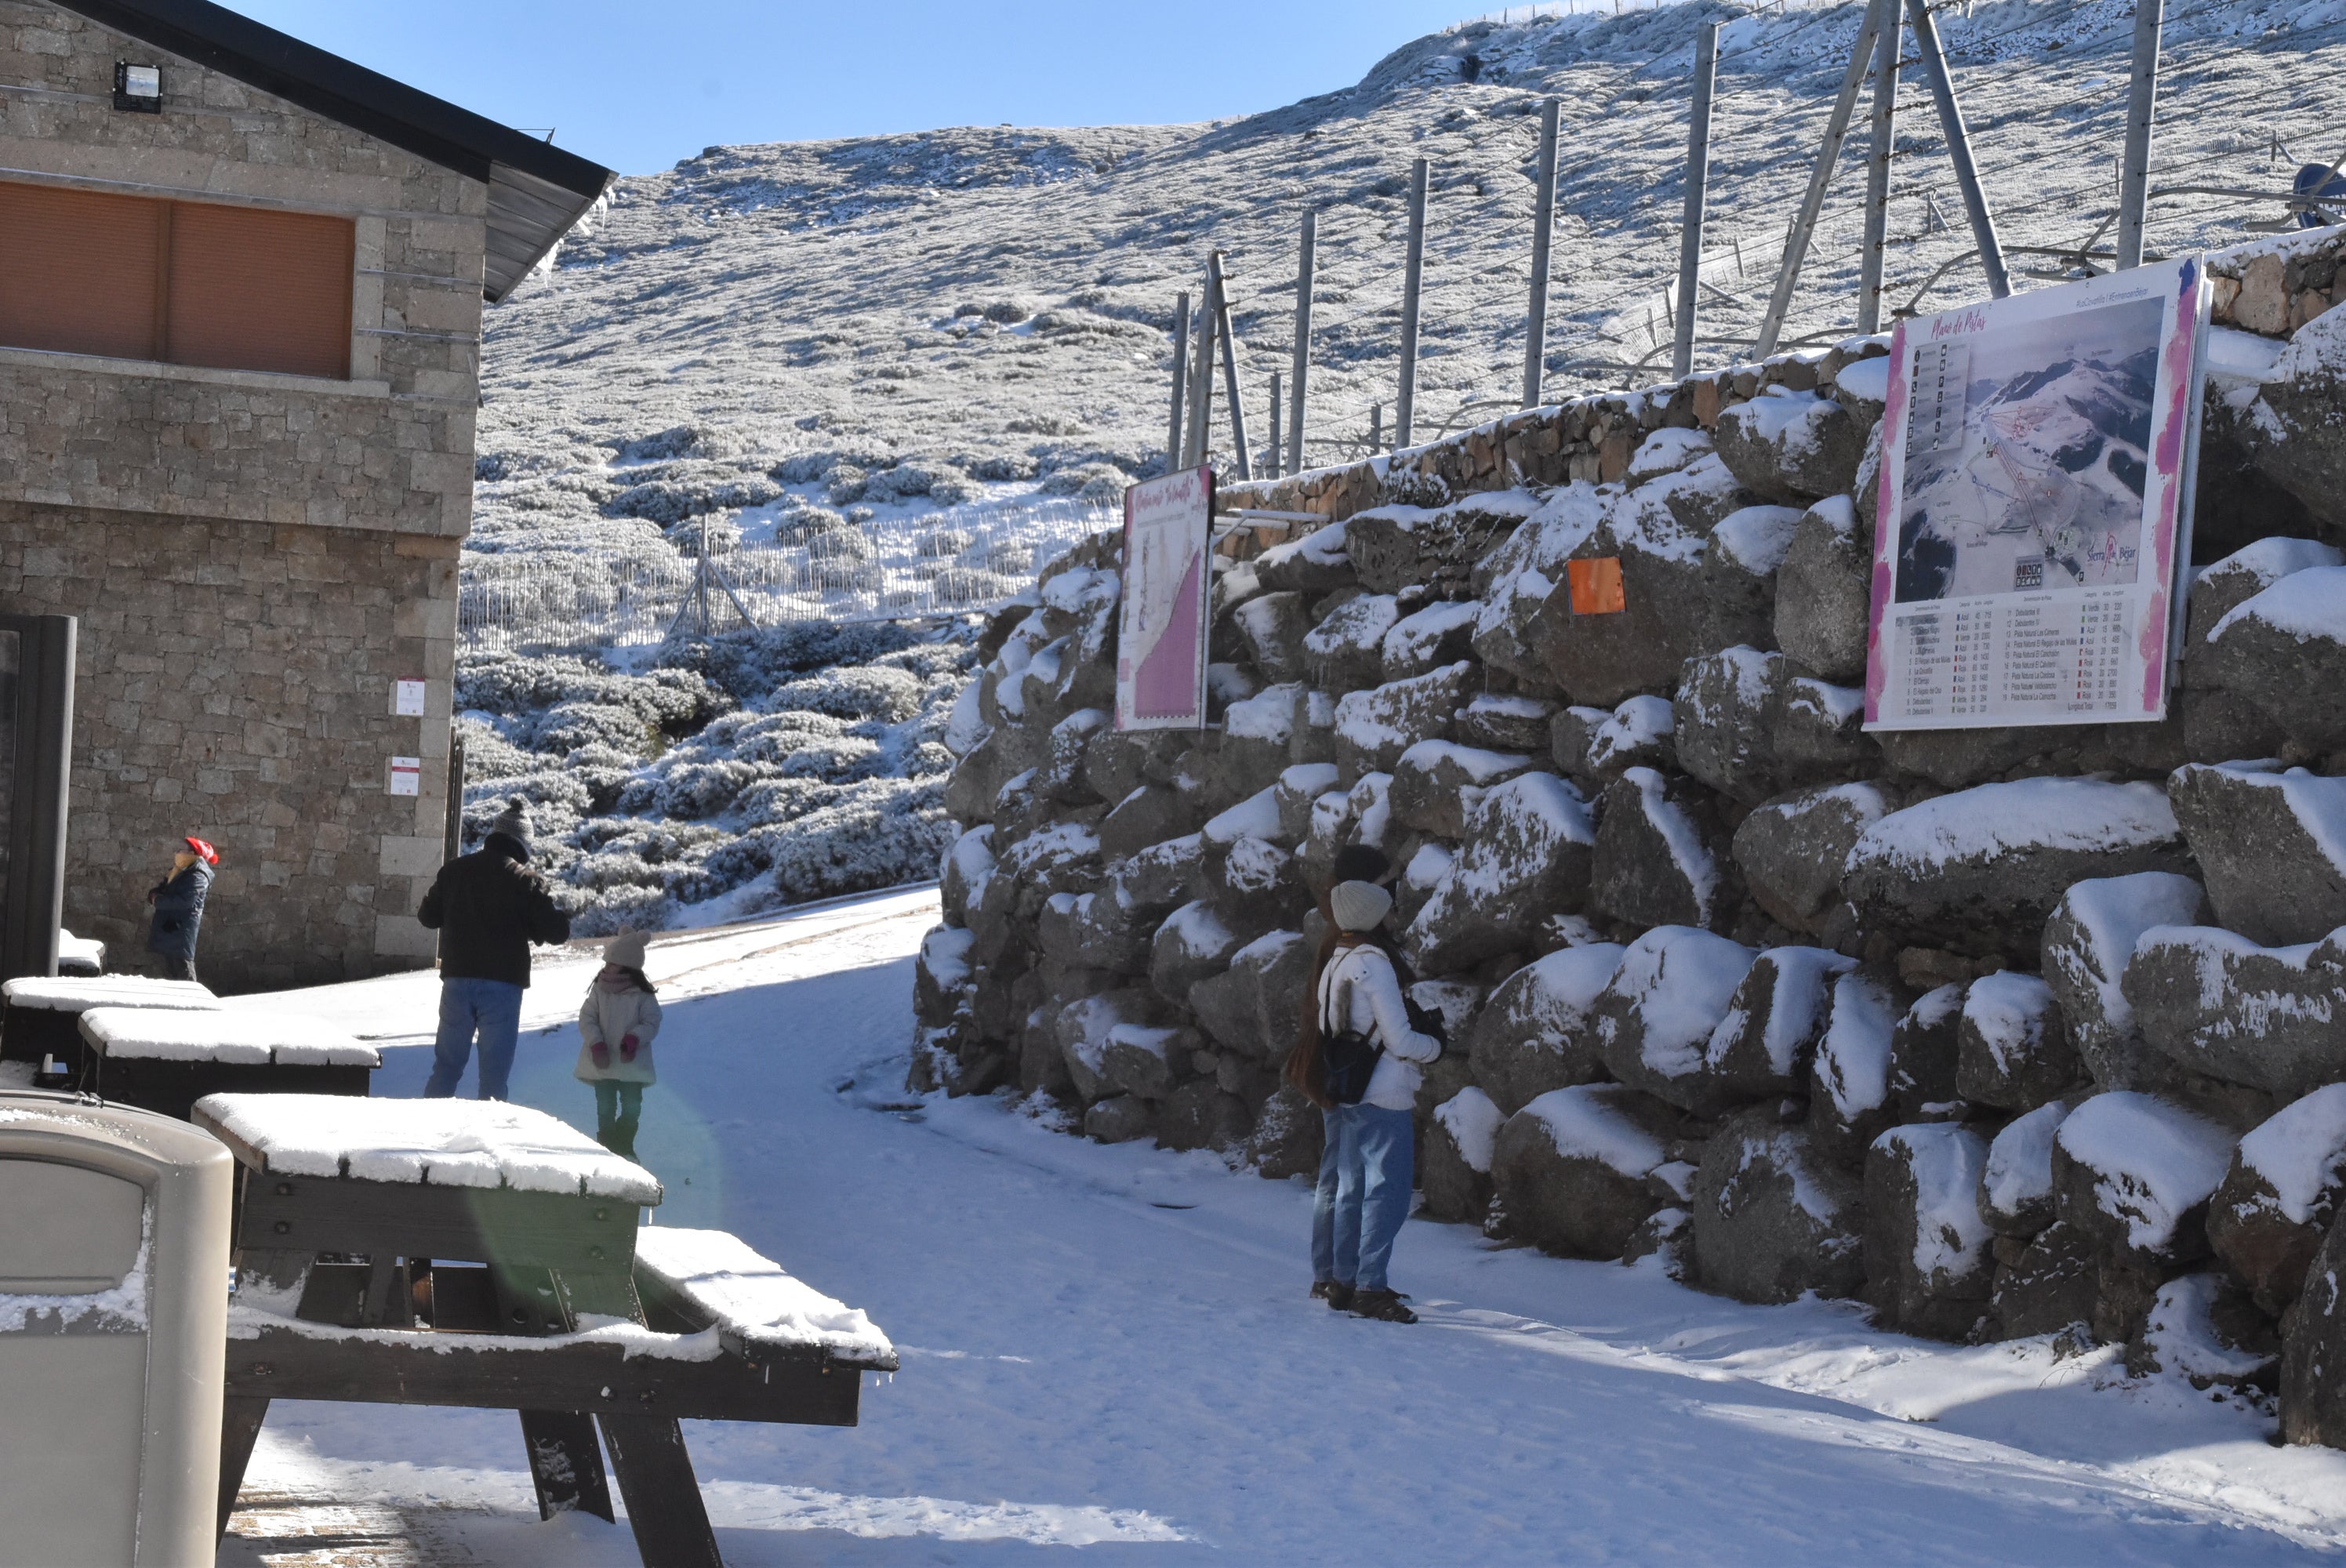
[459,495,1119,655]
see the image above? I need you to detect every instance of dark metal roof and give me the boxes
[64,0,616,301]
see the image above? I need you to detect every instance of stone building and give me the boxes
[0,0,610,988]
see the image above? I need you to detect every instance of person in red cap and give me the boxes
[147,836,217,983]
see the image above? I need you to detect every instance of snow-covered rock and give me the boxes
[1552,695,1676,785]
[1979,1098,2075,1238]
[1863,1123,1994,1341]
[1468,943,1626,1116]
[1690,1106,1865,1306]
[1701,946,1857,1105]
[1956,971,2082,1112]
[1589,767,1735,931]
[1807,967,1910,1168]
[2128,1273,2277,1392]
[1149,900,1242,1007]
[1733,782,1888,938]
[1491,1084,1684,1260]
[2039,872,2207,1090]
[2125,924,2346,1100]
[1331,662,1471,779]
[1843,779,2192,960]
[2167,763,2346,946]
[1772,498,1870,684]
[1593,925,1757,1116]
[2203,565,2346,751]
[1422,1086,1503,1225]
[1386,740,1534,840]
[1713,388,1864,503]
[1187,930,1309,1064]
[1889,982,1969,1124]
[1303,593,1400,694]
[2208,1084,2346,1316]
[1404,771,1596,975]
[2053,1091,2235,1265]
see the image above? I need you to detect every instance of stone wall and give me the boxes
[921,225,2346,1437]
[0,1,485,983]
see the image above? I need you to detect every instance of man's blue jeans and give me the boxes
[426,978,525,1100]
[1311,1102,1415,1293]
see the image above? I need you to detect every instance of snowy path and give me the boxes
[223,888,2346,1566]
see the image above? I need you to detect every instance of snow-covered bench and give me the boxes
[78,1009,377,1120]
[196,1094,890,1559]
[1,975,216,1085]
[56,929,104,977]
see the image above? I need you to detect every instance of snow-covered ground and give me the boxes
[218,887,2346,1566]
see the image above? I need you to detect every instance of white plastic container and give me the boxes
[0,1088,234,1566]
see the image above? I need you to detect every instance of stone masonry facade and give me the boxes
[0,2,484,986]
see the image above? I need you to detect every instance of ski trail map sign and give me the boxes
[1118,466,1213,731]
[1864,256,2209,731]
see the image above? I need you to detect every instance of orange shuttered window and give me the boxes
[0,180,352,379]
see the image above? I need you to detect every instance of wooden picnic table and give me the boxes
[78,1007,377,1120]
[0,975,216,1084]
[194,1093,896,1568]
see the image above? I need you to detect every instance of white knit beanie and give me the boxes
[604,930,649,971]
[1329,879,1394,934]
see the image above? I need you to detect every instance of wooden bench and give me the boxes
[78,1008,377,1121]
[1,975,216,1085]
[194,1093,895,1568]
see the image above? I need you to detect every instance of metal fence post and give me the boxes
[1753,0,1890,358]
[1181,262,1219,470]
[1210,250,1252,481]
[1268,371,1284,479]
[1397,157,1428,449]
[1673,23,1720,379]
[2116,0,2164,270]
[1905,0,2010,298]
[1858,4,1900,335]
[1289,209,1316,477]
[1523,99,1560,408]
[1166,289,1189,470]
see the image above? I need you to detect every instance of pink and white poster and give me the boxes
[1863,256,2208,731]
[1117,466,1213,731]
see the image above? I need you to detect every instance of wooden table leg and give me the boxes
[597,1413,724,1568]
[216,1395,271,1541]
[518,1409,616,1522]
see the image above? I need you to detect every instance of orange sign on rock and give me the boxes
[1568,557,1626,615]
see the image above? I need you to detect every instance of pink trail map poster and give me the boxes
[1117,466,1212,731]
[1863,256,2208,731]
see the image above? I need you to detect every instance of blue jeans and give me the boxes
[426,978,525,1100]
[1311,1103,1415,1293]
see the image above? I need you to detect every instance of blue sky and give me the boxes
[236,1,1498,176]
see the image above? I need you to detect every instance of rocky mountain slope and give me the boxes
[463,0,2346,930]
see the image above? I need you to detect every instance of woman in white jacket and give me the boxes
[1287,877,1442,1323]
[576,931,662,1160]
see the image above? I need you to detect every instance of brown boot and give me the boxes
[1349,1289,1416,1323]
[1311,1279,1356,1312]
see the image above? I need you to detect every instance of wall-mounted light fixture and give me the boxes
[113,63,161,114]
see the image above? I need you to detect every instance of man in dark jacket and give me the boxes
[147,836,217,982]
[416,797,571,1100]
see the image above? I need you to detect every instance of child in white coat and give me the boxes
[576,931,662,1159]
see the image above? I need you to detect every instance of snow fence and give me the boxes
[915,224,2346,1445]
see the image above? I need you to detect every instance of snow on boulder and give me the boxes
[1084,1093,1157,1145]
[2052,1091,2235,1265]
[1979,1098,2075,1238]
[2185,537,2344,649]
[1773,497,1869,684]
[1589,766,1735,932]
[1530,472,1738,707]
[1701,946,1857,1103]
[2127,1273,2277,1392]
[1843,778,2191,960]
[1273,762,1342,843]
[2203,565,2346,751]
[1672,646,1781,805]
[1304,593,1400,695]
[1593,925,1758,1115]
[1863,1123,1994,1341]
[1345,491,1536,598]
[993,821,1104,920]
[1690,1105,1866,1305]
[1698,503,1807,653]
[1055,988,1171,1103]
[2167,763,2346,946]
[2207,1083,2346,1314]
[1387,739,1534,840]
[1253,519,1354,596]
[1472,485,1605,682]
[1233,592,1311,684]
[1713,387,1865,502]
[1458,692,1556,755]
[2040,872,2206,1090]
[1808,967,1911,1168]
[2124,924,2346,1099]
[1469,944,1627,1115]
[1490,1084,1686,1259]
[1625,426,1713,487]
[1956,971,2083,1112]
[1423,1086,1504,1225]
[1100,1021,1201,1101]
[2279,1167,2346,1444]
[1991,1219,2101,1343]
[1187,929,1309,1063]
[915,924,979,1025]
[1404,771,1596,976]
[1148,900,1242,1009]
[1109,831,1203,921]
[1734,782,1888,938]
[1552,694,1676,784]
[1157,1080,1253,1153]
[1381,598,1482,682]
[939,824,995,930]
[1331,662,1471,779]
[1888,982,1968,1123]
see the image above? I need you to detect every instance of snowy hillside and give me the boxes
[463,0,2346,928]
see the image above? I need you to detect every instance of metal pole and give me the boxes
[2115,0,2164,270]
[1905,0,2010,298]
[1268,371,1283,479]
[1182,261,1219,470]
[1371,403,1383,454]
[1753,0,1890,358]
[1523,98,1560,408]
[695,510,710,635]
[1673,23,1720,379]
[1211,250,1252,481]
[1289,209,1315,475]
[1166,289,1189,470]
[1858,2,1899,334]
[1397,157,1427,449]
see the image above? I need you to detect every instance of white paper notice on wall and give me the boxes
[394,679,427,717]
[389,756,422,797]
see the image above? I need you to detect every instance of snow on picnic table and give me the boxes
[227,887,2346,1566]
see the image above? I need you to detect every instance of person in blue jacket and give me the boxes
[147,836,217,983]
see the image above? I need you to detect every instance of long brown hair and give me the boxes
[1284,920,1356,1109]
